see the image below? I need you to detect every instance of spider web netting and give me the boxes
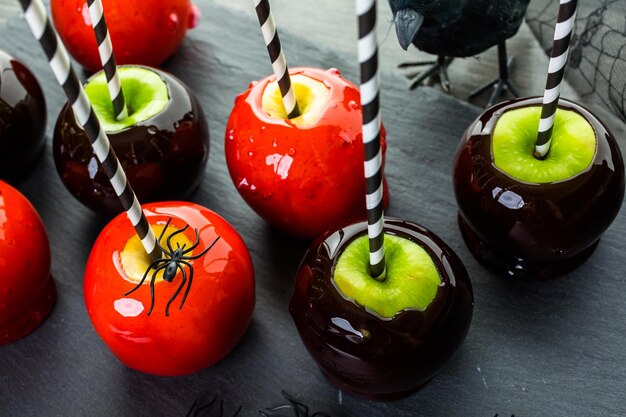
[526,0,626,122]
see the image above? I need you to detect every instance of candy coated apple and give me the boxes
[225,67,388,239]
[54,66,209,215]
[290,218,473,400]
[0,50,46,182]
[84,202,255,375]
[453,97,624,278]
[0,180,56,344]
[51,0,199,72]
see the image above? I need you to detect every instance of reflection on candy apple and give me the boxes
[54,66,209,215]
[225,67,388,239]
[0,50,46,182]
[84,202,255,376]
[0,180,56,344]
[453,97,625,278]
[51,0,199,72]
[290,219,473,400]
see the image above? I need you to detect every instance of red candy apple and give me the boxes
[84,202,255,376]
[51,0,199,72]
[225,67,388,238]
[0,180,56,344]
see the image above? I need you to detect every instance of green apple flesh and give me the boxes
[493,106,596,183]
[84,67,169,132]
[333,234,441,318]
[261,74,330,127]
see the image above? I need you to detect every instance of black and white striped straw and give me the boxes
[252,0,300,119]
[357,0,386,281]
[534,0,578,159]
[87,0,128,121]
[19,0,161,261]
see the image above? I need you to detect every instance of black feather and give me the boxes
[390,0,531,56]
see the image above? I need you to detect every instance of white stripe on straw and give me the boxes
[252,0,300,119]
[18,0,161,261]
[357,0,386,281]
[535,0,578,159]
[87,0,128,121]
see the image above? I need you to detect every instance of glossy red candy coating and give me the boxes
[225,67,388,239]
[0,180,56,345]
[84,202,255,376]
[51,0,196,72]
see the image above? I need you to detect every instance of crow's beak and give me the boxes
[395,8,424,50]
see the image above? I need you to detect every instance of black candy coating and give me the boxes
[453,97,625,278]
[290,218,474,400]
[53,66,209,215]
[0,50,46,183]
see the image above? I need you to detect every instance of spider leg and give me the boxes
[182,236,221,260]
[124,259,166,296]
[165,264,187,316]
[232,405,243,417]
[167,224,190,254]
[179,260,194,310]
[184,399,198,417]
[158,218,172,241]
[281,391,308,417]
[183,228,202,254]
[156,219,173,257]
[147,264,168,316]
[188,395,217,417]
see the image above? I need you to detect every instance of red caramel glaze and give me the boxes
[225,67,388,238]
[84,202,255,376]
[453,97,625,278]
[290,218,473,400]
[0,180,56,344]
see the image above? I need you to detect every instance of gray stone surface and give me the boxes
[0,1,625,417]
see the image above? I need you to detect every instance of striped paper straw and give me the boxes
[19,0,161,261]
[534,0,578,159]
[357,0,386,281]
[252,0,300,119]
[87,0,128,121]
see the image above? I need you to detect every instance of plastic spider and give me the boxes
[124,218,220,316]
[260,391,331,417]
[186,395,242,417]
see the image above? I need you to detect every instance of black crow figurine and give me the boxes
[390,0,531,105]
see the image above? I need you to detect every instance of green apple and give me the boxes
[333,234,441,318]
[84,66,169,132]
[55,65,209,216]
[261,74,330,127]
[493,106,596,183]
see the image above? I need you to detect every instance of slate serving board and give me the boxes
[1,2,626,416]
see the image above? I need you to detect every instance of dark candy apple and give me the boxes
[51,0,199,72]
[225,67,388,239]
[84,201,255,376]
[54,66,209,215]
[0,180,56,344]
[290,219,474,400]
[453,97,625,278]
[0,50,46,182]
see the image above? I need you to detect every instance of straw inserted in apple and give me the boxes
[86,0,128,121]
[534,0,578,159]
[19,0,161,261]
[357,0,386,281]
[252,0,300,119]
